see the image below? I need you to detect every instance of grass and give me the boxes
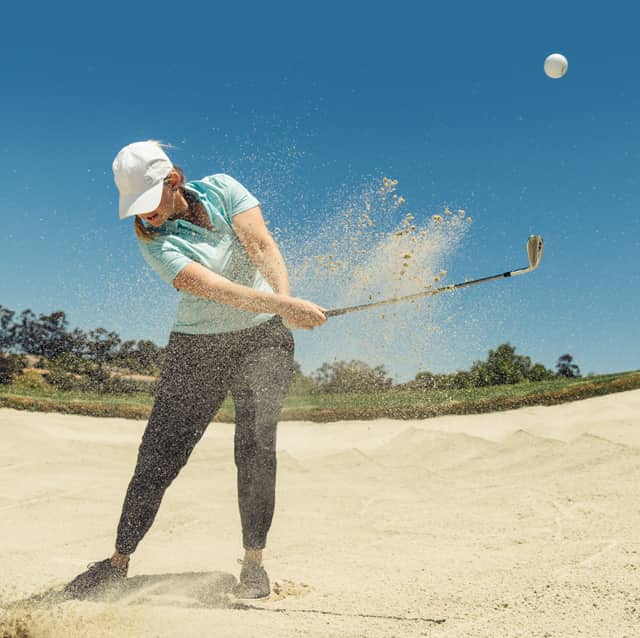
[1,370,639,423]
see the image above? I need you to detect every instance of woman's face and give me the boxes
[137,174,180,227]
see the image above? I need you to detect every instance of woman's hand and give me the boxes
[279,297,327,330]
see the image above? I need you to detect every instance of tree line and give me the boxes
[0,305,581,394]
[1,306,164,373]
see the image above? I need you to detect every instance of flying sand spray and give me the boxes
[325,235,544,318]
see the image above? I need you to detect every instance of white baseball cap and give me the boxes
[112,141,173,219]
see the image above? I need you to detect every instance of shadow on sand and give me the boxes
[6,572,446,626]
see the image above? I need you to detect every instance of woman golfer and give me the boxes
[65,140,326,599]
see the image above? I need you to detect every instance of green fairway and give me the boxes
[1,371,639,422]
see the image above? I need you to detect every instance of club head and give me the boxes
[526,235,544,270]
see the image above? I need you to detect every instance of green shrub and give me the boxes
[0,354,27,384]
[44,368,78,391]
[83,365,111,391]
[12,369,49,390]
[43,364,155,395]
[529,363,554,382]
[311,360,393,394]
[49,352,90,374]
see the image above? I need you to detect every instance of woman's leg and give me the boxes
[229,319,295,555]
[115,332,233,556]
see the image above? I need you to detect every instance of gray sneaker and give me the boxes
[232,560,270,599]
[64,558,128,599]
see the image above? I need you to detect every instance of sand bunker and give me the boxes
[1,390,640,637]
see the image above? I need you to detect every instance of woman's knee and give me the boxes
[234,440,276,471]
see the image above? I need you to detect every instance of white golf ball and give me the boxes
[544,53,568,79]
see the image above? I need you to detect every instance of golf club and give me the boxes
[325,235,544,318]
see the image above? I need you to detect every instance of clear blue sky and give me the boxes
[2,1,638,381]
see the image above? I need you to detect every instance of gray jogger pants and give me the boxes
[115,316,295,554]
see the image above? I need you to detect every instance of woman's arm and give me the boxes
[173,262,326,329]
[231,206,291,295]
[173,262,289,314]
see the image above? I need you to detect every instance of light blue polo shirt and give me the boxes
[138,174,276,334]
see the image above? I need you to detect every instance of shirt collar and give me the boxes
[158,181,209,233]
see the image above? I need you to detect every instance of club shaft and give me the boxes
[325,268,525,318]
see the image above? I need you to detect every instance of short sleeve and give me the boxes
[205,174,260,218]
[139,237,192,287]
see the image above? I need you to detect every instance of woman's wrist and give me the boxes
[268,292,292,315]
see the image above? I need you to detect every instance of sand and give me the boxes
[1,390,639,637]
